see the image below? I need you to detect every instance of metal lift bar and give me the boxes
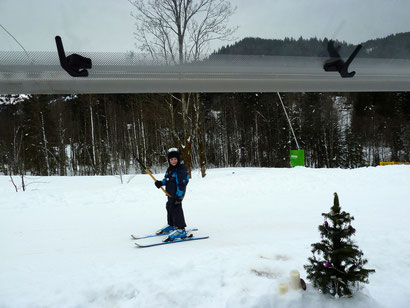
[1,52,409,94]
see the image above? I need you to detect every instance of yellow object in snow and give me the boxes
[380,161,410,166]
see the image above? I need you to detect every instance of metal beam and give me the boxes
[1,52,409,93]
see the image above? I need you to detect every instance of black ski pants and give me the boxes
[166,198,186,229]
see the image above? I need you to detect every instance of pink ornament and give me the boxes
[349,225,355,231]
[324,221,329,227]
[325,261,330,268]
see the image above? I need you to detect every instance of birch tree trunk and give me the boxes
[89,95,97,174]
[58,112,66,175]
[194,94,206,177]
[40,111,50,176]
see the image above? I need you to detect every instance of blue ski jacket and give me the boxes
[161,163,189,198]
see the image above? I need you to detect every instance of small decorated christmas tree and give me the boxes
[304,193,375,297]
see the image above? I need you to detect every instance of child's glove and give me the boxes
[155,180,162,188]
[175,196,184,205]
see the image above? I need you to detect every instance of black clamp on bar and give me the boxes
[323,40,362,78]
[55,36,92,77]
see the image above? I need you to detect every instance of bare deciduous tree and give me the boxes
[130,0,237,63]
[129,0,237,177]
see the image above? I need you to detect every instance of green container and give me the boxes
[290,150,305,167]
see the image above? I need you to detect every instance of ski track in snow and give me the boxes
[1,166,409,308]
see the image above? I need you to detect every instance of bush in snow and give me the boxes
[304,192,375,297]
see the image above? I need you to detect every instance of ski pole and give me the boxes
[134,155,174,198]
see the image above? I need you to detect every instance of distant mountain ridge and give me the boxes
[215,32,410,59]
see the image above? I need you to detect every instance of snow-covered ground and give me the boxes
[1,166,409,308]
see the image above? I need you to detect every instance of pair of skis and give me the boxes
[131,228,209,248]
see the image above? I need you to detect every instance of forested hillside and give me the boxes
[215,32,410,59]
[1,91,409,176]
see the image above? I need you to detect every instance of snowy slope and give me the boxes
[1,166,409,308]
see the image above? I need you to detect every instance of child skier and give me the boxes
[154,148,189,241]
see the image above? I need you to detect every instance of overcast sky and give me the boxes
[1,0,409,53]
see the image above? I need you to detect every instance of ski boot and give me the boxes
[156,225,175,235]
[163,229,189,242]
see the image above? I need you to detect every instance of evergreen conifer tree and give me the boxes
[304,193,375,297]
